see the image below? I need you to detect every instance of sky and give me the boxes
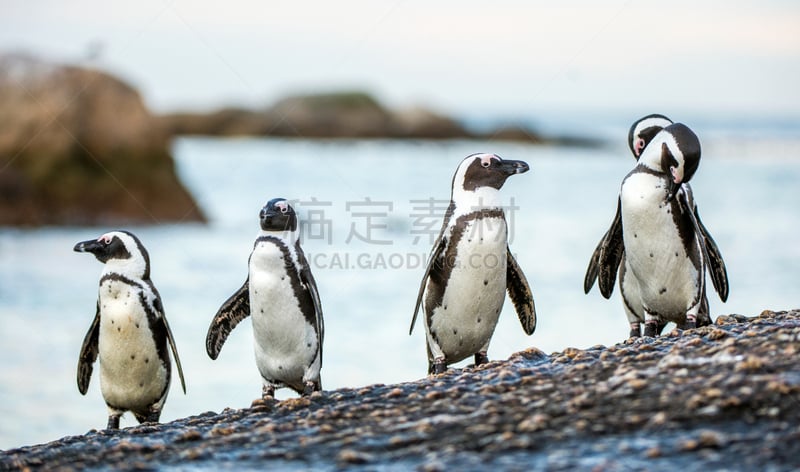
[2,0,799,121]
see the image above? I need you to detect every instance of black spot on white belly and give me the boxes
[117,327,121,332]
[675,252,679,257]
[444,305,448,310]
[278,366,283,371]
[634,233,638,238]
[139,382,144,388]
[135,323,139,328]
[477,317,482,323]
[145,358,149,363]
[649,253,654,258]
[659,288,667,294]
[452,328,457,335]
[483,280,488,286]
[307,343,311,348]
[131,354,136,360]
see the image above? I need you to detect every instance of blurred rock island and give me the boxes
[159,92,597,145]
[0,53,596,227]
[0,54,204,226]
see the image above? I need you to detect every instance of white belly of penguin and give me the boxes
[430,217,508,362]
[249,243,317,388]
[97,280,166,411]
[621,174,701,321]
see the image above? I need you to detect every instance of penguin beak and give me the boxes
[74,239,102,254]
[666,165,683,201]
[499,159,530,176]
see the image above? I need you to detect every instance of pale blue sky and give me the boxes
[2,0,799,119]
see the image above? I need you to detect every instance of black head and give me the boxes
[73,230,151,278]
[260,198,298,232]
[454,153,530,193]
[628,114,673,158]
[640,123,701,200]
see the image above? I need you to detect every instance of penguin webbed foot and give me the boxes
[430,358,447,375]
[643,320,658,337]
[106,414,121,430]
[302,381,321,397]
[684,315,697,330]
[262,384,276,400]
[474,352,489,367]
[628,322,642,339]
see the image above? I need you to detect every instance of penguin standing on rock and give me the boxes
[586,123,727,337]
[206,198,324,399]
[584,116,728,338]
[410,153,536,375]
[74,230,186,430]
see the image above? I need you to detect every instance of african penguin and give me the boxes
[409,153,536,375]
[74,230,186,430]
[206,198,324,399]
[584,116,728,338]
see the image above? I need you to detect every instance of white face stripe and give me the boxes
[99,231,149,278]
[638,130,684,175]
[273,200,289,213]
[632,117,673,145]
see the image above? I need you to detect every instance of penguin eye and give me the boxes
[98,235,113,245]
[280,206,289,214]
[481,160,491,168]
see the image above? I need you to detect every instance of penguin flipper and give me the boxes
[596,198,625,299]
[506,248,536,335]
[410,235,447,335]
[693,205,729,302]
[77,304,101,395]
[161,313,187,394]
[296,243,324,362]
[584,231,606,294]
[206,279,251,360]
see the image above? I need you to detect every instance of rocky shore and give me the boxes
[3,309,799,470]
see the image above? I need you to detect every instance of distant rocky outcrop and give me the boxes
[4,309,800,470]
[160,91,556,143]
[0,54,204,226]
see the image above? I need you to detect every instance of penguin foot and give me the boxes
[474,352,489,366]
[302,381,320,397]
[643,321,658,337]
[431,358,447,375]
[262,385,276,400]
[656,320,670,335]
[134,410,161,424]
[684,315,697,330]
[628,322,641,339]
[107,414,121,430]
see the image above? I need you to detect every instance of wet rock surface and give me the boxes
[4,309,800,471]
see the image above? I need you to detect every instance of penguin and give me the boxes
[409,153,536,375]
[589,123,722,336]
[584,115,729,337]
[74,230,186,430]
[206,198,323,398]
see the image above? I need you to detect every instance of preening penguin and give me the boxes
[584,115,728,338]
[74,230,186,430]
[410,153,536,375]
[206,198,324,399]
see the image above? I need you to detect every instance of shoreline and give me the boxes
[4,309,800,470]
